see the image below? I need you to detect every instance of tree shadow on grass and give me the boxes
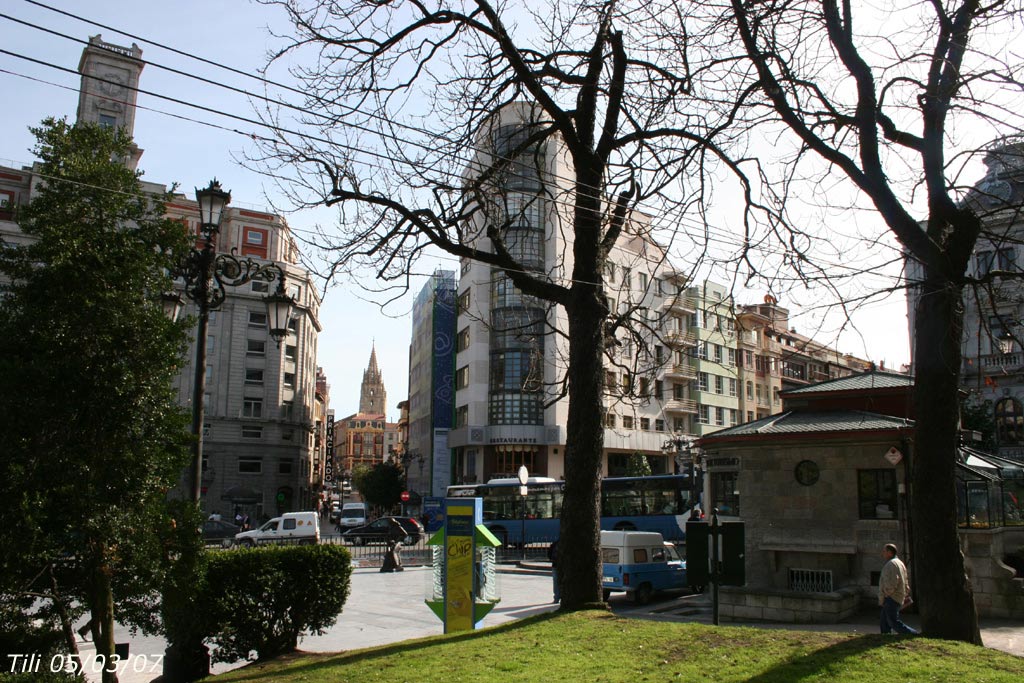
[739,634,912,683]
[213,611,565,682]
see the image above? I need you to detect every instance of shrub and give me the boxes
[203,544,351,663]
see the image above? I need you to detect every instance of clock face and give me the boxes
[795,460,819,486]
[98,73,126,97]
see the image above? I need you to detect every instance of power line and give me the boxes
[6,1,899,269]
[0,9,903,284]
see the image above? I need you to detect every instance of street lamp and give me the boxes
[165,179,297,505]
[663,435,702,519]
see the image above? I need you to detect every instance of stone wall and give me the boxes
[718,585,860,623]
[961,526,1024,619]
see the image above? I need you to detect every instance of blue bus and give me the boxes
[446,473,693,544]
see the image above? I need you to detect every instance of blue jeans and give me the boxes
[880,597,918,634]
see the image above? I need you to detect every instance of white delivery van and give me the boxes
[600,530,687,604]
[338,502,369,529]
[235,511,320,547]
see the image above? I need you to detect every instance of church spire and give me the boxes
[359,344,386,415]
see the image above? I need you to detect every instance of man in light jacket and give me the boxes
[879,543,918,634]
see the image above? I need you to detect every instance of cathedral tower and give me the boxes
[359,345,387,415]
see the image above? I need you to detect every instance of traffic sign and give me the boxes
[401,490,410,502]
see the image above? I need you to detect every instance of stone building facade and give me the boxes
[0,35,324,521]
[700,371,1023,621]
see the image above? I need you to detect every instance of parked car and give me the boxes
[234,511,320,547]
[328,501,342,523]
[202,519,240,548]
[600,530,687,604]
[341,516,424,546]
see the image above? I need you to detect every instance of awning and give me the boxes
[220,485,260,504]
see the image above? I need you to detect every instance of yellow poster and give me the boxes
[445,505,474,632]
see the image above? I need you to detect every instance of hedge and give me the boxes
[203,544,351,663]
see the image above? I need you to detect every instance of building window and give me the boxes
[655,345,664,363]
[285,344,298,362]
[976,248,1016,277]
[288,318,299,333]
[715,407,725,426]
[243,399,263,418]
[773,387,781,404]
[457,327,470,352]
[279,459,293,474]
[655,419,665,432]
[673,417,686,432]
[622,415,634,429]
[640,417,651,431]
[746,381,753,400]
[284,372,295,388]
[728,378,737,397]
[247,339,266,356]
[747,411,754,422]
[241,226,269,258]
[605,412,616,428]
[729,409,738,426]
[249,311,268,328]
[698,372,709,392]
[455,405,469,427]
[710,471,739,515]
[697,405,709,424]
[282,401,294,420]
[456,365,470,389]
[241,426,263,439]
[858,469,898,519]
[727,348,736,366]
[713,344,723,363]
[714,375,724,395]
[995,398,1024,445]
[252,280,269,293]
[673,383,686,400]
[206,335,215,355]
[98,114,117,129]
[697,342,708,360]
[245,369,264,385]
[458,289,471,315]
[638,272,648,290]
[654,380,664,400]
[238,456,262,472]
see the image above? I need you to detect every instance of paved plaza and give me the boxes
[71,564,1020,682]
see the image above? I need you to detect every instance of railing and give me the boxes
[664,363,697,379]
[969,352,1024,373]
[664,331,697,347]
[663,398,698,414]
[788,568,834,593]
[660,296,696,315]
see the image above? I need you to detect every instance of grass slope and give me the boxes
[209,611,1022,683]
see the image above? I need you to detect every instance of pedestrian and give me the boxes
[547,540,560,604]
[879,543,918,635]
[381,518,406,573]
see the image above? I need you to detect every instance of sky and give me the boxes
[0,0,916,419]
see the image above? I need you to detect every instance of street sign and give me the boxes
[401,490,410,502]
[517,465,528,485]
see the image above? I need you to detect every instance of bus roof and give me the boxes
[485,477,558,485]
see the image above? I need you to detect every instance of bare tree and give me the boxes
[717,0,1024,642]
[251,0,750,607]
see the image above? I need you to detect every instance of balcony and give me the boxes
[660,295,696,315]
[663,398,698,414]
[663,330,697,347]
[967,352,1024,374]
[664,362,698,380]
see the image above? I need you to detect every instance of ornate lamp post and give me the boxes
[165,180,297,505]
[663,435,702,518]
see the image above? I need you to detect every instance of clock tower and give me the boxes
[76,35,145,169]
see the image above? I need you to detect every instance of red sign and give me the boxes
[400,491,410,502]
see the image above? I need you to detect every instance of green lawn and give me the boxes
[209,611,1022,683]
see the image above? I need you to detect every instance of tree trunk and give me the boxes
[557,161,608,610]
[911,272,982,643]
[90,562,118,683]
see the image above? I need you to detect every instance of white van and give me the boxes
[235,511,320,547]
[338,502,369,529]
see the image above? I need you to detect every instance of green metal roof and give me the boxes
[780,371,913,396]
[702,410,913,440]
